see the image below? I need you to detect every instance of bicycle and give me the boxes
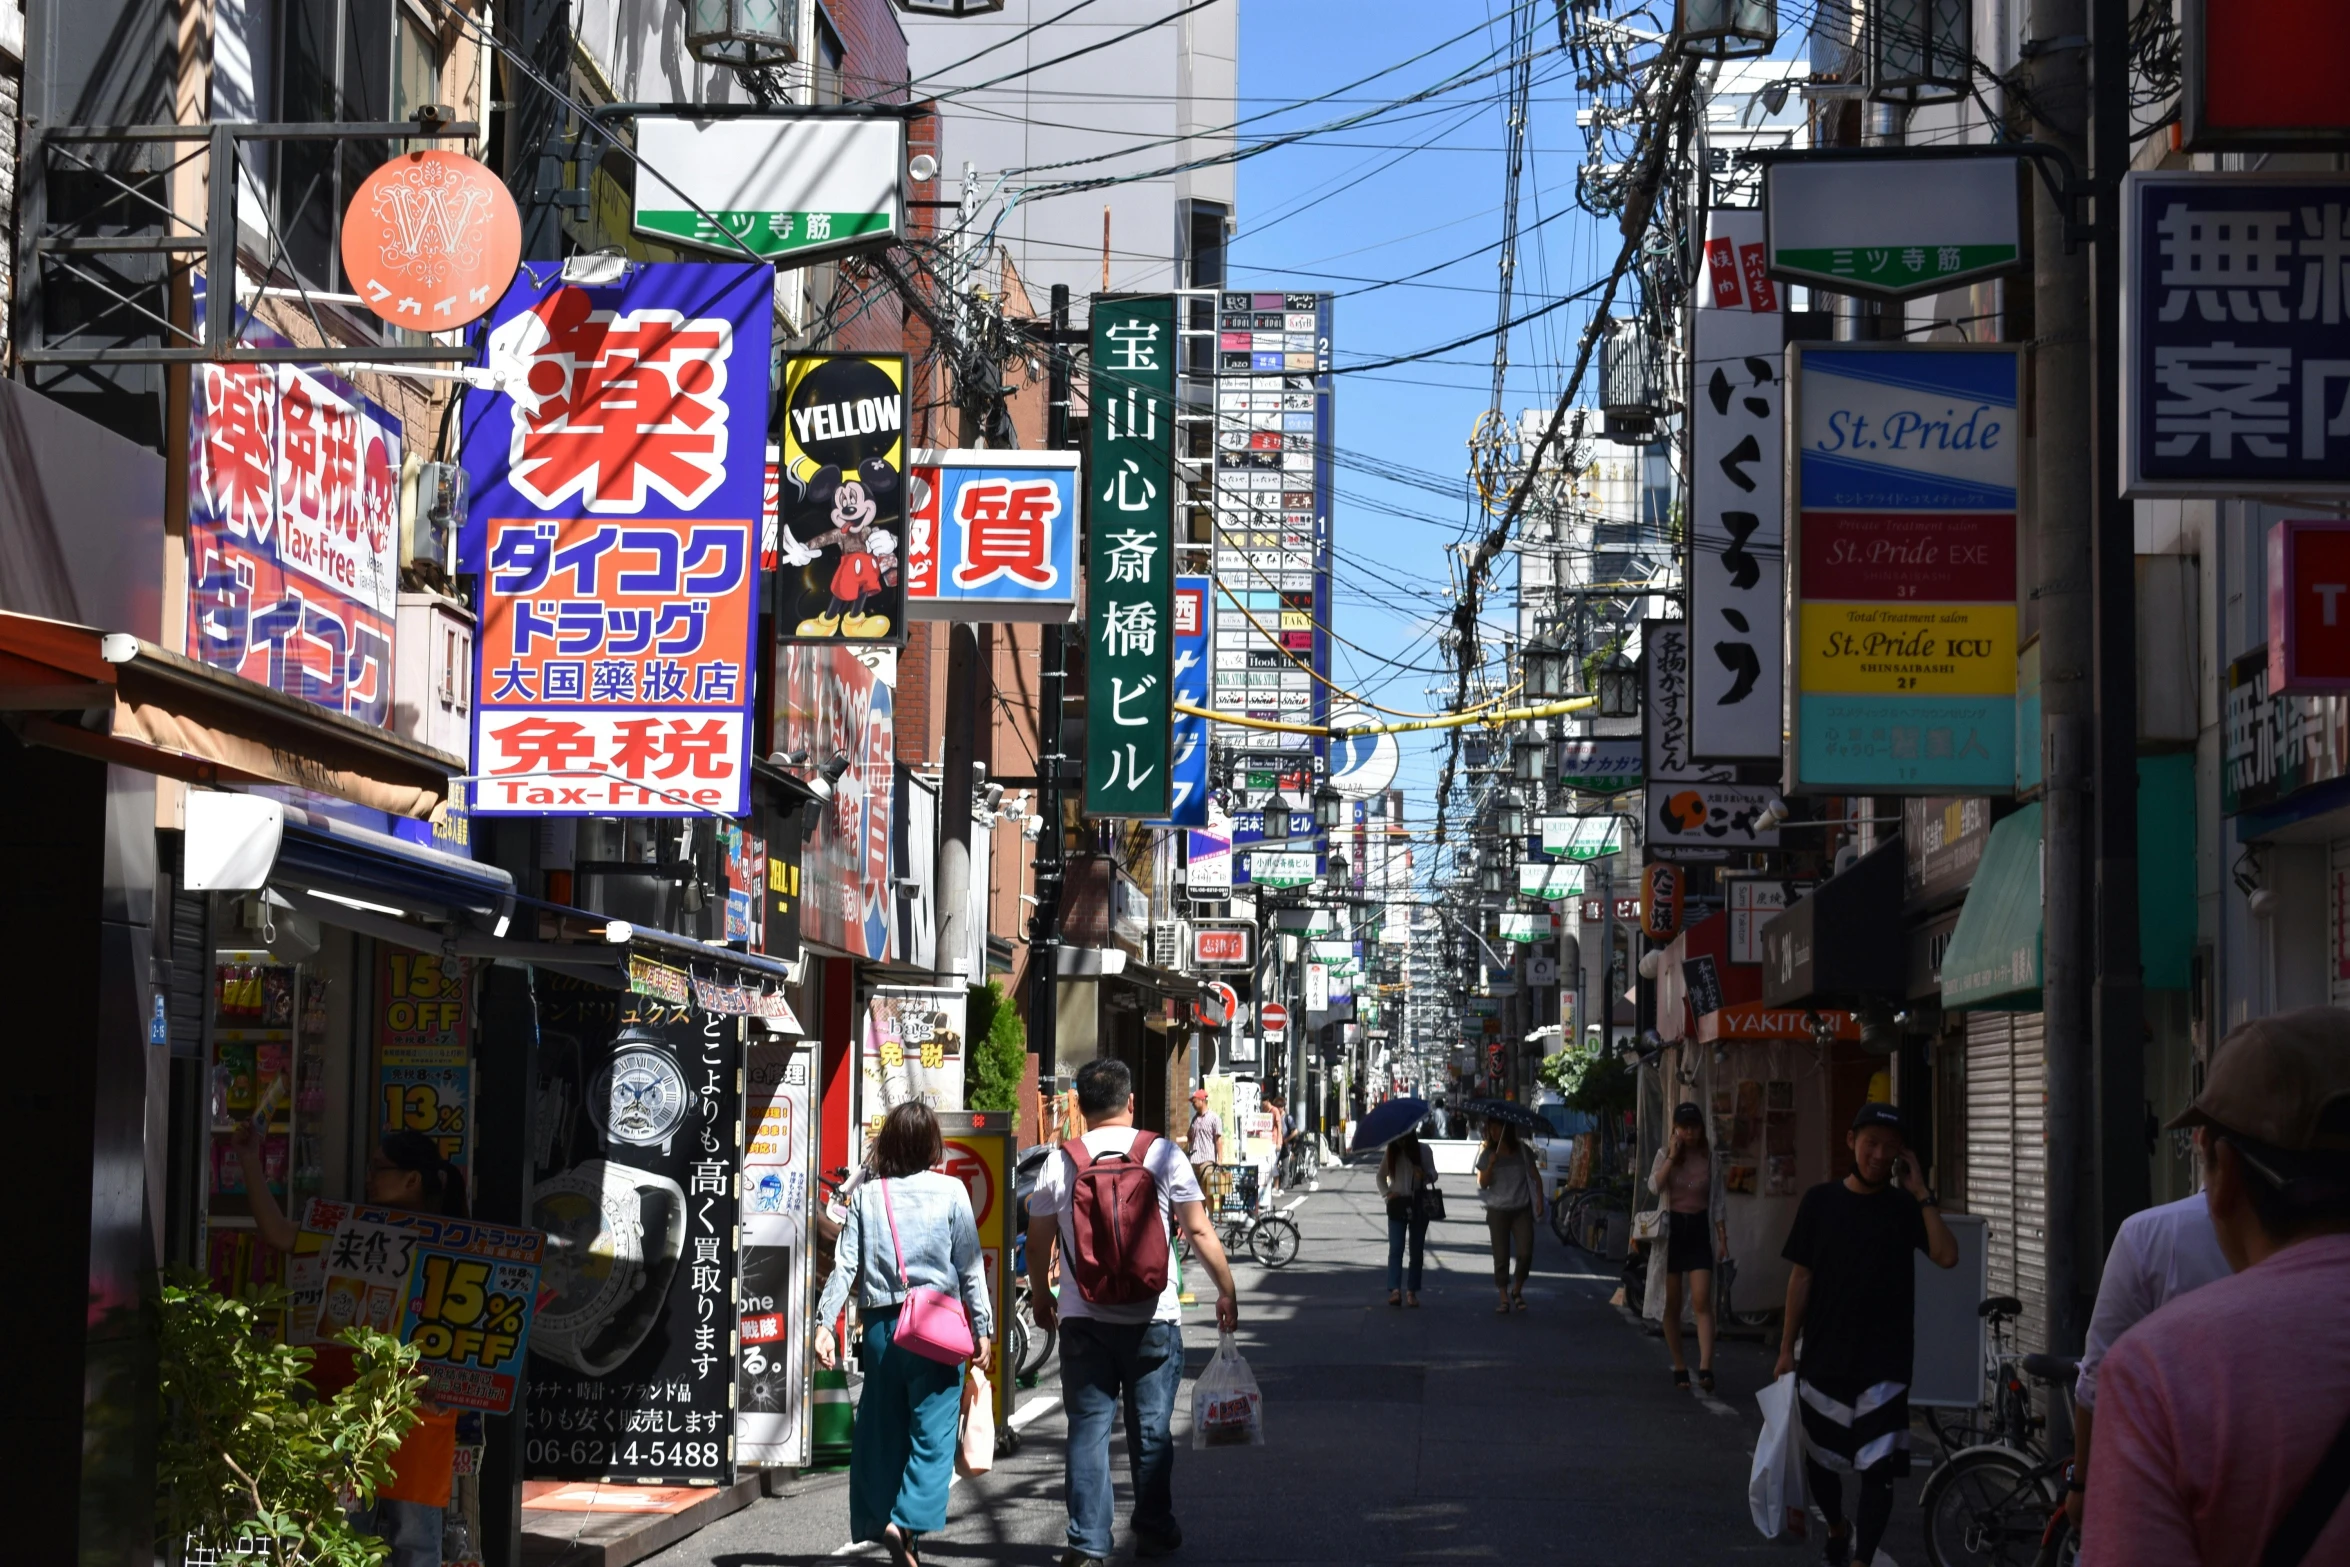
[1917,1296,2080,1567]
[1185,1163,1302,1268]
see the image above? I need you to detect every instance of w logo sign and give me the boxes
[341,150,522,331]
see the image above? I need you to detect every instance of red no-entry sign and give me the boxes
[1261,1002,1289,1037]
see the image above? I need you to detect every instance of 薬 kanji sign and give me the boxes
[2123,172,2350,496]
[903,448,1081,621]
[1085,295,1177,818]
[459,262,773,816]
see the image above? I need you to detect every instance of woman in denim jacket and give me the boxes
[816,1102,996,1567]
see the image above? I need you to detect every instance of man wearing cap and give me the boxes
[1185,1087,1224,1199]
[1774,1103,1959,1567]
[2081,1007,2350,1567]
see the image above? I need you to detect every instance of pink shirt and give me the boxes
[2082,1231,2350,1567]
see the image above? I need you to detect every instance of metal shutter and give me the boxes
[1965,1010,2048,1353]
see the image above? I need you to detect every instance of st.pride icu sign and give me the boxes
[459,263,773,815]
[1789,346,2020,793]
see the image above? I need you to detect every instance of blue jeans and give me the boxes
[1387,1209,1427,1292]
[849,1307,965,1543]
[1057,1316,1183,1557]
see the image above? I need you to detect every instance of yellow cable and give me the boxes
[1206,575,1524,720]
[1175,693,1595,737]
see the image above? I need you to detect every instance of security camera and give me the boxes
[1756,794,1792,832]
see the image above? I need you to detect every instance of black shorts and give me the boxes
[1664,1211,1714,1274]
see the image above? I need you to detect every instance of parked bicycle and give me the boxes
[1917,1295,2080,1567]
[1185,1162,1301,1268]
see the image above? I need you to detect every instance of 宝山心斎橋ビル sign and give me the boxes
[1086,295,1176,817]
[1643,619,1782,850]
[459,262,772,816]
[773,644,895,960]
[634,115,905,264]
[1763,154,2026,300]
[2122,172,2350,497]
[1789,345,2020,793]
[904,449,1081,621]
[776,355,909,645]
[1148,576,1212,828]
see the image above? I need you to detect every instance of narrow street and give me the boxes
[640,1165,1930,1566]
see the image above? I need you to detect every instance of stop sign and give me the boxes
[1261,1002,1289,1036]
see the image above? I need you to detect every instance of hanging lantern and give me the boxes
[1596,657,1641,719]
[1677,0,1776,60]
[1512,735,1550,784]
[1497,792,1528,842]
[1313,782,1346,833]
[1639,863,1686,942]
[1523,639,1570,700]
[1870,0,1970,104]
[686,0,795,68]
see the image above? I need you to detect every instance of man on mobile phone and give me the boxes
[1775,1103,1960,1567]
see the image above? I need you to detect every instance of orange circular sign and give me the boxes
[339,150,523,332]
[939,1141,996,1229]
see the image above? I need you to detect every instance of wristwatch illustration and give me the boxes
[527,1158,689,1377]
[587,1029,691,1155]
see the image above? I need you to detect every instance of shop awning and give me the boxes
[1760,839,1905,1006]
[0,612,460,818]
[1696,1002,1861,1045]
[275,809,513,922]
[1938,802,2043,1010]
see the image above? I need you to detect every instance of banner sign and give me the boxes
[1190,920,1254,969]
[635,115,905,264]
[739,1041,817,1466]
[1689,209,1786,760]
[2122,172,2350,497]
[777,354,909,644]
[460,262,772,816]
[1498,911,1558,943]
[774,645,895,959]
[904,449,1081,621]
[1151,575,1212,827]
[1643,620,1782,847]
[1539,814,1621,861]
[1763,155,2025,300]
[377,948,469,1174]
[1086,295,1177,816]
[1789,347,2020,792]
[1519,861,1585,900]
[1187,812,1234,895]
[189,294,403,726]
[861,987,968,1148]
[526,982,741,1484]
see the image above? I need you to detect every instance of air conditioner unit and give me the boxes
[402,461,468,573]
[1152,919,1186,970]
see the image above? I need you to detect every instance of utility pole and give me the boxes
[2027,0,2095,1364]
[1029,282,1074,1078]
[937,167,988,988]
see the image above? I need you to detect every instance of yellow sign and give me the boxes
[938,1112,1014,1429]
[1797,602,2016,696]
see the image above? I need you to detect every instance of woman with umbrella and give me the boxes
[1476,1114,1542,1313]
[1378,1123,1439,1307]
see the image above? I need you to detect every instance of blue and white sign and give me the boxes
[2124,172,2350,497]
[904,449,1082,619]
[1328,705,1399,799]
[1150,576,1211,827]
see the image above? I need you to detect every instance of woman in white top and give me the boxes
[1648,1101,1728,1392]
[1378,1128,1438,1307]
[1476,1121,1540,1313]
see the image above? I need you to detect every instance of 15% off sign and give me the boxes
[401,1244,541,1410]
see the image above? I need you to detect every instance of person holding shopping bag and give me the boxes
[1477,1119,1539,1313]
[1378,1127,1438,1307]
[1650,1101,1729,1393]
[815,1102,995,1567]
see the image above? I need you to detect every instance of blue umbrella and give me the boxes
[1463,1098,1550,1134]
[1350,1096,1432,1151]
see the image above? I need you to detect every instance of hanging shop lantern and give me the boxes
[1523,639,1571,700]
[1870,0,1970,104]
[686,0,795,68]
[1677,0,1775,60]
[1596,656,1641,720]
[1639,862,1685,942]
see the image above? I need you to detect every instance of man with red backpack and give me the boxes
[1027,1058,1240,1567]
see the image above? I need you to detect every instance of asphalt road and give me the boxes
[643,1161,1931,1566]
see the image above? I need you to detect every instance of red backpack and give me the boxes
[1062,1130,1171,1306]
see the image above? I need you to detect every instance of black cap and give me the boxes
[1851,1102,1905,1136]
[1672,1101,1705,1127]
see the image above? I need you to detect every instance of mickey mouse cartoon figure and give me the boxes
[781,458,902,638]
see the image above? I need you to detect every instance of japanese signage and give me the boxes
[904,449,1081,621]
[1498,911,1558,943]
[1640,863,1686,941]
[1519,861,1584,901]
[1729,879,1799,966]
[720,822,766,950]
[526,981,741,1484]
[860,986,968,1148]
[1186,815,1234,895]
[1086,295,1177,817]
[460,262,773,816]
[1689,209,1786,760]
[752,794,805,964]
[1642,620,1781,849]
[2222,649,2350,816]
[1903,797,1993,908]
[1764,154,2025,300]
[1190,921,1254,969]
[2271,520,2350,692]
[936,1111,1016,1430]
[739,1041,817,1466]
[2122,173,2350,496]
[774,644,895,959]
[1556,737,1643,794]
[634,115,905,264]
[777,354,909,644]
[188,295,403,725]
[339,149,521,331]
[377,947,470,1173]
[291,1200,543,1416]
[1789,346,2020,792]
[1540,813,1620,861]
[1150,576,1213,828]
[2182,1,2350,150]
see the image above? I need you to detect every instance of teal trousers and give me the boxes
[849,1306,965,1542]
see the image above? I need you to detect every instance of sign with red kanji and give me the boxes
[459,263,773,816]
[904,449,1081,623]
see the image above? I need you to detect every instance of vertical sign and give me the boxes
[739,1040,817,1467]
[1790,346,2020,792]
[377,947,470,1174]
[776,354,910,643]
[1087,295,1177,816]
[860,986,970,1144]
[1152,575,1212,827]
[1643,619,1780,852]
[773,644,895,960]
[460,262,772,816]
[1689,209,1785,759]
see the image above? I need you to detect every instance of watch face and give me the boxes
[593,1047,690,1149]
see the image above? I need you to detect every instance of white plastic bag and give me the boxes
[1190,1332,1265,1449]
[1749,1372,1809,1537]
[956,1365,995,1477]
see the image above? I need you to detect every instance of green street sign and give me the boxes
[633,116,907,266]
[1762,154,2026,302]
[1085,295,1176,817]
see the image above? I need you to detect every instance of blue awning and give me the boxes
[273,807,513,921]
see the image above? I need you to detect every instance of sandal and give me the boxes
[1698,1368,1716,1394]
[884,1525,919,1567]
[1495,1296,1512,1314]
[1512,1294,1528,1312]
[1388,1290,1402,1306]
[1672,1367,1692,1389]
[1405,1292,1420,1308]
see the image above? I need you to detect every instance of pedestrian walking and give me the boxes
[1261,1090,1289,1193]
[1185,1086,1224,1199]
[1378,1127,1438,1307]
[2081,1007,2350,1567]
[1649,1101,1728,1393]
[814,1102,995,1567]
[1774,1103,1959,1567]
[1028,1059,1239,1567]
[1476,1119,1538,1313]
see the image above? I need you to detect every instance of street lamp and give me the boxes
[685,0,795,67]
[1870,0,1969,103]
[1497,791,1528,842]
[1512,734,1550,784]
[1596,657,1640,719]
[1523,639,1570,701]
[1480,864,1505,899]
[1677,0,1775,60]
[1313,782,1345,833]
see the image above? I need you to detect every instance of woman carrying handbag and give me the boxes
[1378,1126,1440,1307]
[815,1103,996,1567]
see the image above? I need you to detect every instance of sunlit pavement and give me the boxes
[644,1161,1929,1565]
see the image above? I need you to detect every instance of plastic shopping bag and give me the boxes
[956,1365,995,1477]
[1190,1332,1265,1449]
[1749,1372,1809,1538]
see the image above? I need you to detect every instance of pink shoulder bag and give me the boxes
[880,1177,976,1365]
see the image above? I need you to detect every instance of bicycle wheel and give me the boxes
[1248,1214,1302,1268]
[1919,1446,2061,1567]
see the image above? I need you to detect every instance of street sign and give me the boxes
[634,115,906,264]
[1260,1002,1289,1038]
[1763,153,2026,301]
